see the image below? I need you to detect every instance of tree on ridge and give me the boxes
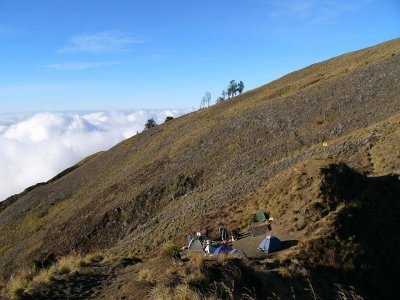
[145,118,157,129]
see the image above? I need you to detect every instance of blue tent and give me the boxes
[214,244,233,255]
[258,236,281,253]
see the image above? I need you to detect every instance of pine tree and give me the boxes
[145,118,157,129]
[237,81,244,94]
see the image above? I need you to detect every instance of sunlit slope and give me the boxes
[0,38,399,280]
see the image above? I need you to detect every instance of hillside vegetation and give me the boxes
[1,38,399,299]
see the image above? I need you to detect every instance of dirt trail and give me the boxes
[30,261,150,300]
[30,263,118,299]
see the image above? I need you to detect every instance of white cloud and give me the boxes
[0,109,187,201]
[58,31,147,53]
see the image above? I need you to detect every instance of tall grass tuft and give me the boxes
[138,269,157,285]
[162,242,181,260]
[6,269,33,299]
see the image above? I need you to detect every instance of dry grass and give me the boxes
[277,267,291,278]
[335,284,364,300]
[173,285,206,300]
[6,269,33,299]
[216,253,234,264]
[162,242,180,260]
[151,284,203,300]
[4,253,87,299]
[31,267,55,285]
[55,254,82,275]
[138,269,157,285]
[2,40,399,284]
[81,252,105,265]
[186,252,206,269]
[100,253,124,264]
[184,270,208,290]
[0,39,399,299]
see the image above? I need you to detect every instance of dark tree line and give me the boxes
[144,116,174,130]
[201,80,245,107]
[216,80,244,103]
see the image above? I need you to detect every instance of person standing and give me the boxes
[219,224,228,241]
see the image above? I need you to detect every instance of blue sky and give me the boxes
[0,0,399,113]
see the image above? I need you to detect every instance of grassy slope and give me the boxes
[0,38,399,293]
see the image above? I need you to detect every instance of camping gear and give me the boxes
[255,210,269,222]
[228,249,248,260]
[205,240,216,255]
[188,238,204,252]
[258,236,282,253]
[214,244,233,255]
[250,224,270,237]
[231,229,240,241]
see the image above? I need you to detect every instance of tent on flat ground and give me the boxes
[228,249,248,260]
[188,238,204,252]
[258,236,281,253]
[255,210,268,222]
[214,244,233,255]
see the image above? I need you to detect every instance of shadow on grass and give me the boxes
[121,257,142,267]
[279,239,298,251]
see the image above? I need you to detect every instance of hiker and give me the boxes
[203,226,210,239]
[231,229,239,241]
[219,224,229,241]
[204,240,216,256]
[265,212,273,231]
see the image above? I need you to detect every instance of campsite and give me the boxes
[0,36,399,299]
[184,211,290,260]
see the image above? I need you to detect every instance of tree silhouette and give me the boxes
[212,80,245,104]
[222,90,227,99]
[228,80,237,98]
[164,116,174,122]
[201,92,211,108]
[237,81,244,94]
[205,92,211,106]
[145,118,157,129]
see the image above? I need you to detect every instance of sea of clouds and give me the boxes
[0,109,188,201]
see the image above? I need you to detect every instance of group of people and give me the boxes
[204,225,232,255]
[185,224,240,255]
[203,224,231,255]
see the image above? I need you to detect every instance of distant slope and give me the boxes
[0,152,103,214]
[1,38,399,298]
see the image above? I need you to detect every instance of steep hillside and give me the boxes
[1,38,400,299]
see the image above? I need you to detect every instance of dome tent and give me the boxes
[258,235,281,253]
[228,249,248,260]
[188,238,204,252]
[214,244,233,255]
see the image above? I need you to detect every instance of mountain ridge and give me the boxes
[1,38,400,299]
